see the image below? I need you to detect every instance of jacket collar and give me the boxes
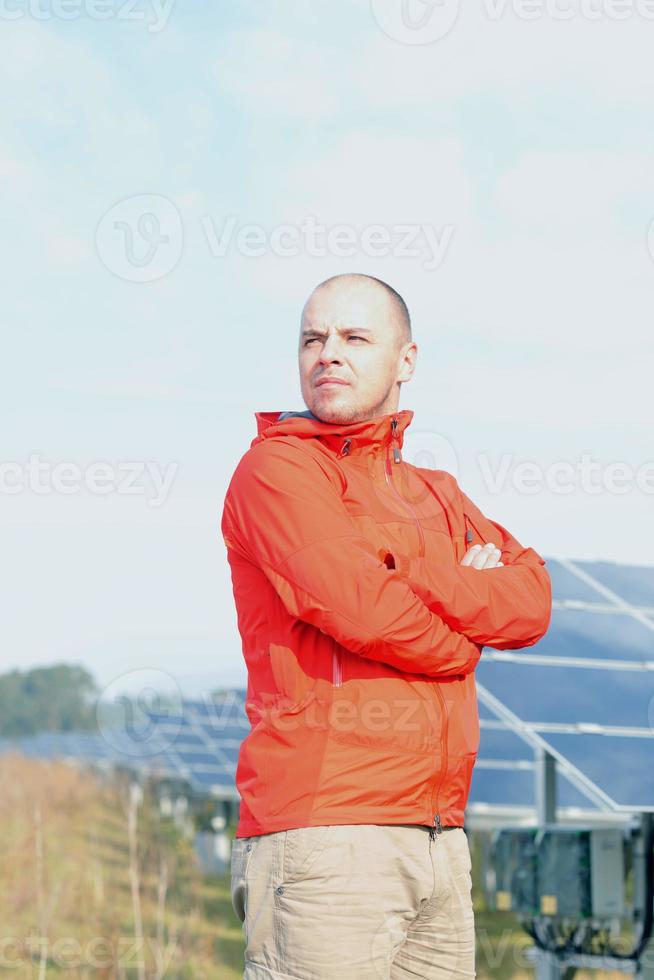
[252,408,414,459]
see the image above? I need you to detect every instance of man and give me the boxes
[221,273,552,979]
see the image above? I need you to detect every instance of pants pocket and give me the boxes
[281,825,334,886]
[448,827,473,883]
[231,837,257,922]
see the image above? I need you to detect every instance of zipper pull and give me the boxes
[390,417,402,463]
[464,516,473,543]
[340,438,351,457]
[428,825,436,842]
[434,814,443,835]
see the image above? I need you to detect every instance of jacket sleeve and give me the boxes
[221,440,482,678]
[390,489,552,650]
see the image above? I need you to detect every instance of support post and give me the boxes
[636,813,654,980]
[536,747,557,826]
[535,749,568,980]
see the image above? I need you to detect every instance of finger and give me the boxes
[478,546,503,569]
[470,543,498,569]
[460,545,482,566]
[483,548,504,569]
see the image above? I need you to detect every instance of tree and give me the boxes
[0,664,99,736]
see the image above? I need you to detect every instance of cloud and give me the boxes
[209,29,349,117]
[493,149,654,232]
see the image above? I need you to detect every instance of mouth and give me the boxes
[315,378,349,388]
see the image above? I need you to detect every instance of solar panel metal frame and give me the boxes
[475,557,654,814]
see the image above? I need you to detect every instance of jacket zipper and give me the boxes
[332,637,343,688]
[331,438,352,689]
[383,417,425,558]
[430,683,449,837]
[383,417,446,835]
[464,514,474,547]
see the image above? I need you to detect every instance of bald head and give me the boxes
[302,273,412,351]
[297,272,417,424]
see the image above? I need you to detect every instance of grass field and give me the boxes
[0,755,627,978]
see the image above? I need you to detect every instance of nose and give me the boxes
[317,334,343,364]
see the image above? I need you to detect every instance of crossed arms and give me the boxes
[221,440,552,680]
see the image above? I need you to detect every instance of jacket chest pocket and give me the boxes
[452,508,488,563]
[451,532,468,564]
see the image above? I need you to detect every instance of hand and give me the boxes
[460,542,504,569]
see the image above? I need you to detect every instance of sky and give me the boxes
[2,0,654,699]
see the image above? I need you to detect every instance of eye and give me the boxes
[348,335,366,341]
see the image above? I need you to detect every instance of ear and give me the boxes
[397,342,417,383]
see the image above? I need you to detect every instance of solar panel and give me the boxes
[197,719,250,739]
[547,559,607,604]
[469,764,596,810]
[542,732,654,810]
[134,692,246,796]
[213,743,240,766]
[181,695,249,726]
[474,556,654,814]
[165,732,208,749]
[478,700,498,722]
[469,766,535,807]
[187,770,238,795]
[476,661,654,729]
[0,693,247,801]
[574,560,654,611]
[479,723,540,761]
[530,608,653,663]
[176,750,231,767]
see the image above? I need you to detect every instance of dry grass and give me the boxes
[0,754,630,979]
[0,754,243,979]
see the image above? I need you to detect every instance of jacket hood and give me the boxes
[252,408,415,458]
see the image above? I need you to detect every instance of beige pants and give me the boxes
[230,823,475,979]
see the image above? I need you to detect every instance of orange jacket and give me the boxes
[221,408,552,837]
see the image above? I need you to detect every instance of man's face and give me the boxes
[298,280,416,424]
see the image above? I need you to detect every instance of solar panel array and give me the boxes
[472,557,654,814]
[0,558,651,817]
[0,696,247,800]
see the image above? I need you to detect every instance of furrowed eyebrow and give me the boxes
[301,326,374,339]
